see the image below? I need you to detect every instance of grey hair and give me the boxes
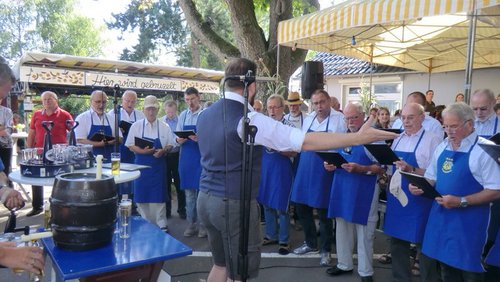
[122,90,138,99]
[442,102,475,122]
[41,91,58,100]
[267,94,285,107]
[472,89,495,104]
[345,102,365,115]
[90,90,107,100]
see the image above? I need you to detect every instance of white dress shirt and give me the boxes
[301,109,346,133]
[223,92,306,153]
[391,127,442,169]
[425,132,500,189]
[392,115,444,139]
[125,118,175,149]
[284,112,308,129]
[0,106,13,147]
[75,108,120,139]
[107,108,145,124]
[474,114,499,136]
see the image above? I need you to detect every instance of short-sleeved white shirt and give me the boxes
[107,108,145,124]
[392,115,444,139]
[125,118,175,149]
[75,108,120,140]
[425,132,500,190]
[391,127,443,169]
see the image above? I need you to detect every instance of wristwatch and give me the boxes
[459,197,469,208]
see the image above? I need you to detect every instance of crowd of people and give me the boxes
[0,56,499,282]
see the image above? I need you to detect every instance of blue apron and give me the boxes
[120,111,138,164]
[133,120,166,203]
[178,114,201,190]
[257,147,294,212]
[290,115,333,209]
[384,131,433,243]
[486,231,500,267]
[328,145,377,225]
[422,137,489,272]
[87,112,113,162]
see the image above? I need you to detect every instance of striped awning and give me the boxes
[278,0,500,73]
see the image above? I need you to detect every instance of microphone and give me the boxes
[224,75,278,83]
[114,84,120,91]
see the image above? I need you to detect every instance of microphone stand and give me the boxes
[112,84,121,153]
[237,71,258,282]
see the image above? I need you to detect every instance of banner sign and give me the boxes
[20,66,220,94]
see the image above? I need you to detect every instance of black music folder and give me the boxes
[479,143,500,164]
[489,133,500,145]
[174,130,196,139]
[119,120,133,136]
[399,171,442,199]
[316,152,348,166]
[381,128,402,146]
[364,144,400,165]
[134,137,154,149]
[89,132,115,142]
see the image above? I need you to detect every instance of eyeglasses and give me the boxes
[344,115,360,121]
[442,120,469,133]
[267,106,283,111]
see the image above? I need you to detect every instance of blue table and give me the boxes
[42,217,192,281]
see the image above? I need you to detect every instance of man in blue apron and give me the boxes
[75,90,119,162]
[290,89,346,266]
[384,103,442,282]
[161,100,185,219]
[470,89,500,265]
[413,103,500,282]
[196,58,398,282]
[176,87,204,237]
[125,95,174,231]
[108,90,145,199]
[324,103,384,282]
[257,94,296,255]
[392,91,444,139]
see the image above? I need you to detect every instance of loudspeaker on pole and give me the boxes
[301,61,324,99]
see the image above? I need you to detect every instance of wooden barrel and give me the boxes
[50,173,117,251]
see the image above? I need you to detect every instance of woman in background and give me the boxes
[455,93,465,102]
[374,107,391,129]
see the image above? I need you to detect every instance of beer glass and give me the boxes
[111,152,120,175]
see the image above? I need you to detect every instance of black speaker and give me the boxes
[301,61,324,99]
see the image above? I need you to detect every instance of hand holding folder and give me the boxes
[134,137,154,149]
[399,170,441,199]
[89,132,115,142]
[174,130,196,139]
[316,152,348,167]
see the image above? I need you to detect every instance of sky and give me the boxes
[76,0,338,65]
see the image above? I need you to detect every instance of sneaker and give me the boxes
[198,227,208,238]
[183,223,198,237]
[320,252,331,266]
[293,242,318,255]
[278,244,290,255]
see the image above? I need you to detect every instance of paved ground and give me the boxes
[0,181,420,282]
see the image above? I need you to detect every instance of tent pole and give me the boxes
[427,59,432,90]
[369,44,374,107]
[464,0,478,104]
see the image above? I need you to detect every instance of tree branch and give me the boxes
[178,0,240,62]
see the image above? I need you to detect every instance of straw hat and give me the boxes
[143,95,159,109]
[286,91,303,105]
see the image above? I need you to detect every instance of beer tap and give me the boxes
[42,121,54,164]
[66,120,79,146]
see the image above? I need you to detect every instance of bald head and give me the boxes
[253,99,263,113]
[41,91,59,113]
[471,89,495,121]
[401,103,425,134]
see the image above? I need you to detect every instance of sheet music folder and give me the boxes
[316,152,348,166]
[119,120,133,135]
[89,132,115,142]
[134,137,154,149]
[399,171,442,199]
[174,130,196,139]
[489,133,500,145]
[364,144,400,165]
[479,143,500,164]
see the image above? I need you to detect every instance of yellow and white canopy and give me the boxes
[278,0,500,73]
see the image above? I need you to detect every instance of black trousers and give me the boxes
[31,185,44,210]
[165,152,185,215]
[0,147,12,175]
[440,262,483,282]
